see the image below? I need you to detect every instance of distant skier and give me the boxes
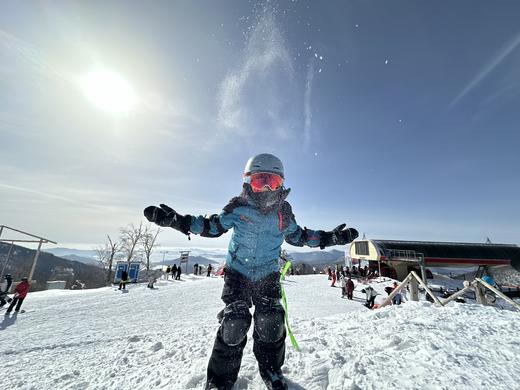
[363,286,378,309]
[176,265,181,280]
[118,270,128,290]
[340,274,347,297]
[5,277,30,314]
[0,274,13,308]
[331,269,337,287]
[392,281,402,305]
[207,264,213,277]
[144,153,358,390]
[166,265,171,279]
[147,276,156,289]
[171,264,178,279]
[346,277,355,300]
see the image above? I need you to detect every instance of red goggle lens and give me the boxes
[247,173,284,192]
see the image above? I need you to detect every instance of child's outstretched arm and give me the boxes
[144,204,235,238]
[282,204,358,249]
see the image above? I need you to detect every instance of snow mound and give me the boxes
[0,275,518,389]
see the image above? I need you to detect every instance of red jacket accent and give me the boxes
[14,281,30,298]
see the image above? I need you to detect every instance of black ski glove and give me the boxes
[319,224,359,249]
[144,204,191,236]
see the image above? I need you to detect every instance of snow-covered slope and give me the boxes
[1,275,519,389]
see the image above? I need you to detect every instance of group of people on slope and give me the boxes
[165,264,182,280]
[333,278,405,309]
[328,264,378,281]
[1,274,31,314]
[193,263,214,277]
[339,274,355,299]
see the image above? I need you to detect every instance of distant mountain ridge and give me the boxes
[41,246,346,276]
[1,243,106,291]
[61,254,103,268]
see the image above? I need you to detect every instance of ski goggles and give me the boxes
[244,172,284,192]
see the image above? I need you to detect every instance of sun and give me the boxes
[80,69,137,113]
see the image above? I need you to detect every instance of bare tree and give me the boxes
[96,235,120,285]
[120,222,144,264]
[142,226,161,275]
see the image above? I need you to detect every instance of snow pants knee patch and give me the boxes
[220,300,252,346]
[254,302,285,343]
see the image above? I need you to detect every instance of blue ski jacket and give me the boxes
[187,194,325,281]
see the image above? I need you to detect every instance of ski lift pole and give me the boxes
[0,240,14,279]
[378,258,382,282]
[28,239,43,282]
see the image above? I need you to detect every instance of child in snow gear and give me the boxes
[144,153,358,390]
[6,277,30,314]
[0,274,13,307]
[118,270,128,290]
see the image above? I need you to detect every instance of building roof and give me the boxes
[371,240,520,270]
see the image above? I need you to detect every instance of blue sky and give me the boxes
[1,1,519,249]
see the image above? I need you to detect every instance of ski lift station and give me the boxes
[349,239,520,286]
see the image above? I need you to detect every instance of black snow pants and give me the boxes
[6,297,24,313]
[206,268,286,388]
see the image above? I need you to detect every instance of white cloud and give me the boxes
[449,31,520,109]
[217,10,296,141]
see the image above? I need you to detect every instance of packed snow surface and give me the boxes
[1,274,519,389]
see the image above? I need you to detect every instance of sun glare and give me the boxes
[80,69,137,113]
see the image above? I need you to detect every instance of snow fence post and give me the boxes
[410,271,443,306]
[409,277,419,302]
[474,283,488,305]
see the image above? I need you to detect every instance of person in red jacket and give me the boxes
[5,277,30,314]
[331,269,337,287]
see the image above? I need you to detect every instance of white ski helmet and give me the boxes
[243,153,284,178]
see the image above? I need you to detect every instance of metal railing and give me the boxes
[0,225,57,281]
